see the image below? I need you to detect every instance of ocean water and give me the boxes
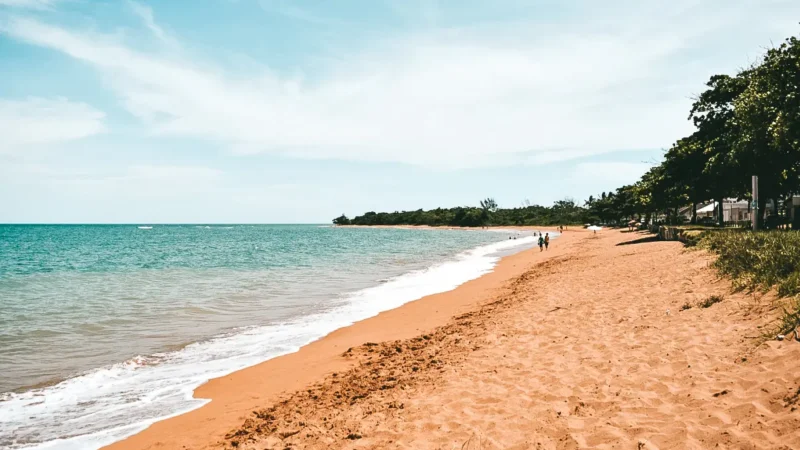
[0,224,540,449]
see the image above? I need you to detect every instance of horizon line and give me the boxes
[0,222,331,226]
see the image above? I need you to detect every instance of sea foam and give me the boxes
[0,235,535,450]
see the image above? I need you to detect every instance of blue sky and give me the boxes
[1,0,799,223]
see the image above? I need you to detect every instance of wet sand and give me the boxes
[106,229,800,450]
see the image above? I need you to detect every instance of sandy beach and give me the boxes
[105,229,800,450]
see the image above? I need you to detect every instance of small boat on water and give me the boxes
[137,226,153,230]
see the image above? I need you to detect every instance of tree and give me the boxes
[552,198,582,224]
[480,197,498,212]
[337,201,592,227]
[332,214,351,225]
[659,136,709,223]
[337,31,800,231]
[688,72,752,226]
[733,36,800,227]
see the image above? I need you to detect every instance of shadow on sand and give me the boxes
[616,235,661,246]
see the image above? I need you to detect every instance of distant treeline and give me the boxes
[332,198,589,227]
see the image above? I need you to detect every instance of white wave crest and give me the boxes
[0,235,537,450]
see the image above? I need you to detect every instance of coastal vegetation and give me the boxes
[334,31,800,229]
[330,31,800,337]
[635,30,800,338]
[701,231,800,296]
[699,230,800,335]
[332,198,587,227]
[578,31,800,229]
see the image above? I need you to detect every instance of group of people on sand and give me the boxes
[538,232,549,251]
[508,230,550,252]
[532,231,550,251]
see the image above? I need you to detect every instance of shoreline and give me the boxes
[337,224,571,231]
[102,226,573,450]
[222,229,800,449]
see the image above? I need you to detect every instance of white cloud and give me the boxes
[3,1,800,168]
[0,98,105,153]
[0,0,56,9]
[127,0,179,48]
[258,0,347,26]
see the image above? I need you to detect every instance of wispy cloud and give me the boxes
[0,97,105,153]
[258,0,347,26]
[126,0,179,48]
[0,0,57,9]
[3,1,799,169]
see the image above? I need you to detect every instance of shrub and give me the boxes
[777,300,800,336]
[699,230,800,335]
[698,295,723,308]
[778,271,800,298]
[700,230,800,294]
[681,230,704,247]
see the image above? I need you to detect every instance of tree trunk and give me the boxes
[757,202,767,230]
[774,198,781,229]
[717,197,725,227]
[782,194,790,230]
[691,202,697,224]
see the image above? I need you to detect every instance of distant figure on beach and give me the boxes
[544,233,550,250]
[538,234,544,252]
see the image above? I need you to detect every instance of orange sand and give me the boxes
[104,227,565,450]
[105,229,800,450]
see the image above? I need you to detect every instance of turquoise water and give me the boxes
[0,224,537,449]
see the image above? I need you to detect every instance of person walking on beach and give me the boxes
[544,233,550,250]
[538,234,545,252]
